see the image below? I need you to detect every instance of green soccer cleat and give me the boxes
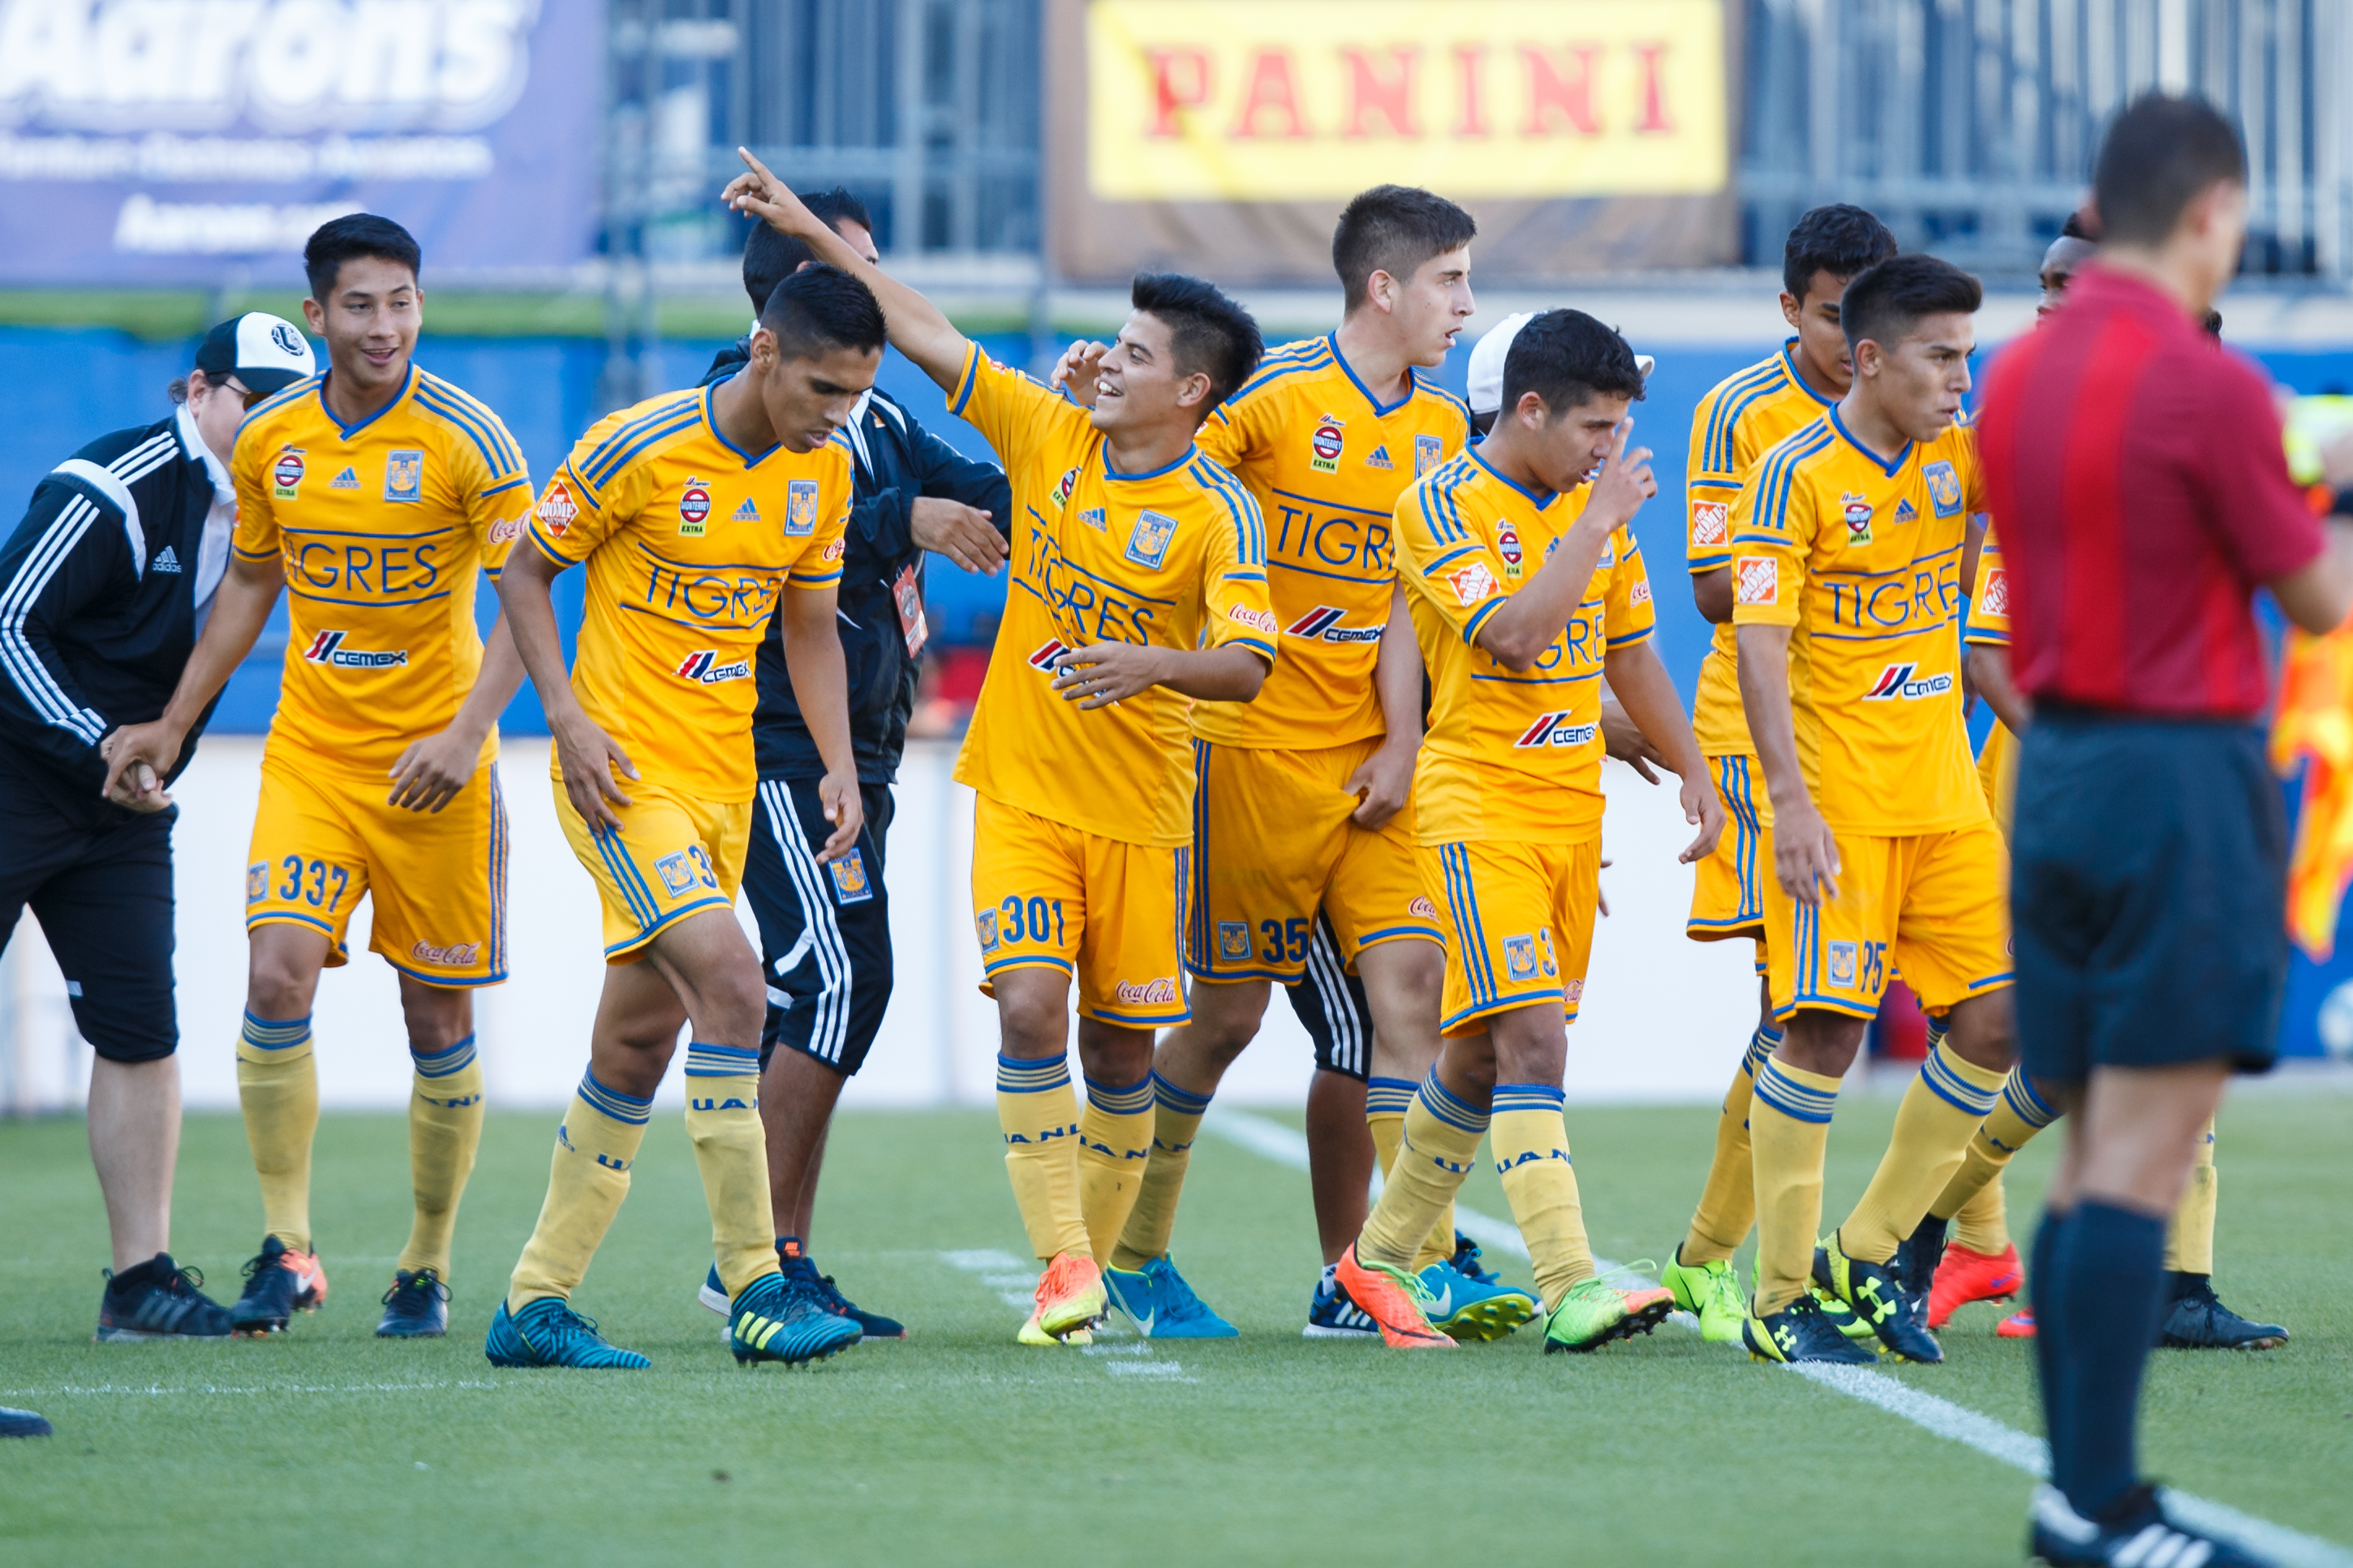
[1663,1249,1749,1343]
[1742,1292,1878,1364]
[1541,1273,1677,1355]
[1813,1231,1942,1363]
[484,1298,650,1369]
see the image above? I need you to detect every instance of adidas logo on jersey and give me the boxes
[301,630,407,668]
[1863,663,1953,701]
[674,649,751,684]
[1514,712,1598,748]
[151,544,182,574]
[1285,607,1383,643]
[329,466,360,491]
[732,496,760,522]
[1365,444,1393,470]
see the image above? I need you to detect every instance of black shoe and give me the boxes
[2157,1274,2286,1351]
[1898,1214,1949,1300]
[1814,1231,1942,1363]
[230,1236,324,1335]
[1,1406,53,1437]
[1448,1232,1502,1287]
[2030,1483,2274,1566]
[95,1253,233,1342]
[781,1247,905,1341]
[376,1269,451,1338]
[1741,1291,1878,1364]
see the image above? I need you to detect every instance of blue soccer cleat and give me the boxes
[1418,1257,1539,1342]
[697,1263,729,1317]
[375,1269,450,1338]
[1101,1255,1237,1340]
[1448,1232,1503,1286]
[1303,1266,1381,1338]
[484,1297,649,1369]
[729,1270,861,1365]
[1,1407,52,1438]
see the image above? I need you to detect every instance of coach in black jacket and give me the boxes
[0,314,313,1347]
[690,192,1010,1337]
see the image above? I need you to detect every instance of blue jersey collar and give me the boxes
[1469,444,1557,511]
[318,363,412,440]
[1826,403,1910,477]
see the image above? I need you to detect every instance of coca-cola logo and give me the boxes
[1115,977,1178,1006]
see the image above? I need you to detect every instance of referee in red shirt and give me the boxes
[1980,96,2353,1567]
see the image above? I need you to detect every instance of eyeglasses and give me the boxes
[226,379,268,411]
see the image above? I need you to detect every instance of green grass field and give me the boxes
[2,1089,2347,1566]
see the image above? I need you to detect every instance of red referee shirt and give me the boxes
[1977,264,2324,718]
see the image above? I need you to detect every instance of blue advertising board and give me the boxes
[0,0,601,282]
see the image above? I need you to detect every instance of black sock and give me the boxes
[2052,1201,2168,1518]
[2029,1209,2072,1479]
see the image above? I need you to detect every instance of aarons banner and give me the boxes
[0,0,600,283]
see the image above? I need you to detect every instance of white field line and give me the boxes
[5,1381,498,1396]
[933,1249,1196,1382]
[1205,1110,2353,1568]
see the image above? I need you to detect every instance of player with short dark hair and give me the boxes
[1331,184,1479,313]
[1333,310,1725,1353]
[108,215,535,1342]
[728,148,1277,1347]
[1981,92,2353,1566]
[740,187,875,312]
[484,260,880,1372]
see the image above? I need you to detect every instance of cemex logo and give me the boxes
[674,650,751,684]
[1863,663,1953,700]
[1515,713,1598,748]
[1285,608,1383,643]
[302,631,406,668]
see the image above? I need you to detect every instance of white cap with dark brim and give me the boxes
[195,312,316,395]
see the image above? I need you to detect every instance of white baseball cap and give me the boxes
[195,311,316,395]
[1466,311,1654,418]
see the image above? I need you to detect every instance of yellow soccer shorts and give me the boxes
[553,776,751,962]
[1978,720,2019,840]
[244,748,509,986]
[1688,750,1772,947]
[1424,838,1600,1037]
[1186,737,1443,984]
[970,793,1189,1029]
[1762,818,2013,1022]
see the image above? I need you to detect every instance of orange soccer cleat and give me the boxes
[1333,1245,1456,1348]
[1997,1308,2037,1338]
[1019,1252,1104,1345]
[1927,1240,2021,1328]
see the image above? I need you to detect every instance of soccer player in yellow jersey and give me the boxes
[1663,205,1897,1342]
[479,265,876,1370]
[1331,311,1726,1353]
[1729,254,2018,1365]
[728,150,1276,1346]
[108,217,531,1339]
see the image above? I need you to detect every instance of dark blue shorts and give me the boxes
[0,781,178,1063]
[2011,711,2287,1083]
[743,778,894,1077]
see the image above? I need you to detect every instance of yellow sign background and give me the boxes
[1086,0,1727,200]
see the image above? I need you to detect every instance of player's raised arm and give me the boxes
[725,148,968,392]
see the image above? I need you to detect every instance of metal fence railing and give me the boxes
[1740,0,2352,278]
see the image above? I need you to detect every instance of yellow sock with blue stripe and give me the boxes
[1751,1057,1839,1315]
[237,1012,319,1251]
[1359,1070,1485,1272]
[1111,1073,1210,1270]
[1682,1022,1781,1265]
[509,1071,650,1311]
[1366,1076,1457,1269]
[1078,1075,1155,1265]
[997,1054,1092,1262]
[1839,1038,2007,1264]
[1932,1063,2056,1253]
[683,1042,780,1300]
[399,1033,484,1280]
[2164,1119,2217,1274]
[1492,1084,1592,1307]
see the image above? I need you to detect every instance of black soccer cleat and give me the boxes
[376,1269,452,1338]
[1814,1231,1943,1363]
[2157,1274,2286,1351]
[1,1406,54,1437]
[1741,1291,1878,1364]
[229,1236,326,1336]
[2030,1483,2275,1566]
[1897,1214,1950,1301]
[95,1254,233,1342]
[786,1256,905,1341]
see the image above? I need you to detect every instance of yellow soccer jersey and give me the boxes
[529,383,850,804]
[1192,335,1470,748]
[1965,522,2010,652]
[1730,408,1988,836]
[1396,448,1655,845]
[946,344,1276,848]
[1685,341,1839,758]
[232,365,531,778]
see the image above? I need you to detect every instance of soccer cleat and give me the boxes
[1742,1292,1878,1364]
[0,1407,52,1438]
[1541,1274,1676,1355]
[1998,1309,2037,1338]
[697,1263,729,1317]
[1753,1255,1874,1342]
[375,1269,450,1338]
[729,1269,860,1365]
[2028,1482,2273,1566]
[1897,1214,1950,1300]
[1421,1258,1540,1342]
[1302,1269,1380,1338]
[699,1246,906,1341]
[1813,1231,1942,1363]
[1927,1240,2023,1328]
[2157,1275,2286,1351]
[1017,1309,1093,1346]
[94,1254,232,1342]
[1332,1245,1454,1348]
[1663,1249,1749,1343]
[484,1297,649,1368]
[1104,1256,1238,1339]
[1026,1252,1105,1344]
[229,1236,329,1335]
[1448,1233,1503,1286]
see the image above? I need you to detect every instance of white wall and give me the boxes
[1,736,1757,1111]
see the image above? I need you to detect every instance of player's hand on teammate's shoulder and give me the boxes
[1344,735,1417,829]
[1599,698,1664,784]
[1771,793,1842,905]
[98,723,177,813]
[1049,641,1167,709]
[1047,341,1111,407]
[1583,417,1658,530]
[551,710,637,831]
[386,728,484,814]
[910,497,1007,574]
[815,771,864,862]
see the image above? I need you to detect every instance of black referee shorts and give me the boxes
[1282,910,1371,1082]
[2012,711,2288,1082]
[743,776,895,1078]
[0,783,178,1063]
